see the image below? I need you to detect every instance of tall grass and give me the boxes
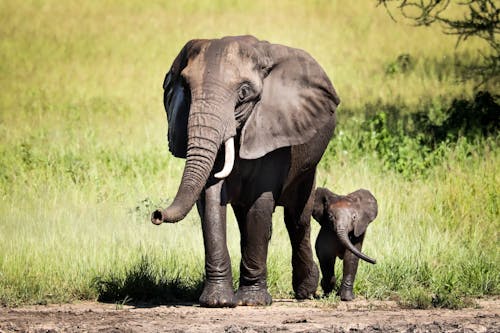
[0,0,498,307]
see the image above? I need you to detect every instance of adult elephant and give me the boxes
[151,35,340,307]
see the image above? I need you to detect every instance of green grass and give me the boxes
[0,0,498,308]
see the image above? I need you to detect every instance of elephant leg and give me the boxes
[233,192,274,306]
[319,256,337,295]
[197,180,236,308]
[315,230,340,295]
[338,234,365,301]
[283,175,319,299]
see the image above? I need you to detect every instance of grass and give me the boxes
[0,0,498,308]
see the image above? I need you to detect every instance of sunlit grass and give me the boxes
[0,0,498,307]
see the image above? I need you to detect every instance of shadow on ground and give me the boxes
[92,257,203,306]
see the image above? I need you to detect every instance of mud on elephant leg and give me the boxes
[197,181,236,308]
[284,197,319,298]
[233,193,274,306]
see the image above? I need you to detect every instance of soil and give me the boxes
[0,298,498,333]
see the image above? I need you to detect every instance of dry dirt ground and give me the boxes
[0,298,498,333]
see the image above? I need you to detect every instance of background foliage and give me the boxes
[378,0,499,84]
[0,0,498,308]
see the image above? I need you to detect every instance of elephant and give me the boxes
[312,187,378,301]
[151,35,340,307]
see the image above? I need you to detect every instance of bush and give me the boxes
[333,91,500,178]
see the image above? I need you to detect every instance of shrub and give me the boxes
[336,91,500,178]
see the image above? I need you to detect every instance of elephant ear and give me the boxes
[163,39,207,158]
[239,43,340,159]
[312,187,337,226]
[352,189,378,237]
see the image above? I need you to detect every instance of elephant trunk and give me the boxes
[336,226,376,264]
[152,101,235,225]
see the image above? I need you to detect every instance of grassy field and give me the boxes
[0,0,498,308]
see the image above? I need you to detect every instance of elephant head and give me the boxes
[313,188,378,264]
[152,36,340,224]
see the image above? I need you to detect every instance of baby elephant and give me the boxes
[312,187,378,301]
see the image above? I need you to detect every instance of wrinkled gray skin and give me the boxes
[312,187,378,301]
[151,36,340,307]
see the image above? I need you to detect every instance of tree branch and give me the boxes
[376,0,499,84]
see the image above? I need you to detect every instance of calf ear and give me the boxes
[312,188,327,224]
[353,213,371,238]
[312,187,336,226]
[163,39,207,158]
[351,189,378,237]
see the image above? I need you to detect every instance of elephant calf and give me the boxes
[312,187,378,301]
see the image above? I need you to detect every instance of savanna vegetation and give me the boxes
[0,0,498,309]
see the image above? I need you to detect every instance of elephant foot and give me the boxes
[236,285,272,306]
[294,262,319,299]
[199,281,236,308]
[320,277,335,295]
[338,288,355,301]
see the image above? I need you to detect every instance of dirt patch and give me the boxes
[0,298,498,332]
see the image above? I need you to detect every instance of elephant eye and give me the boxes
[238,83,252,102]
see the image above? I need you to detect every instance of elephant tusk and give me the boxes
[214,137,235,179]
